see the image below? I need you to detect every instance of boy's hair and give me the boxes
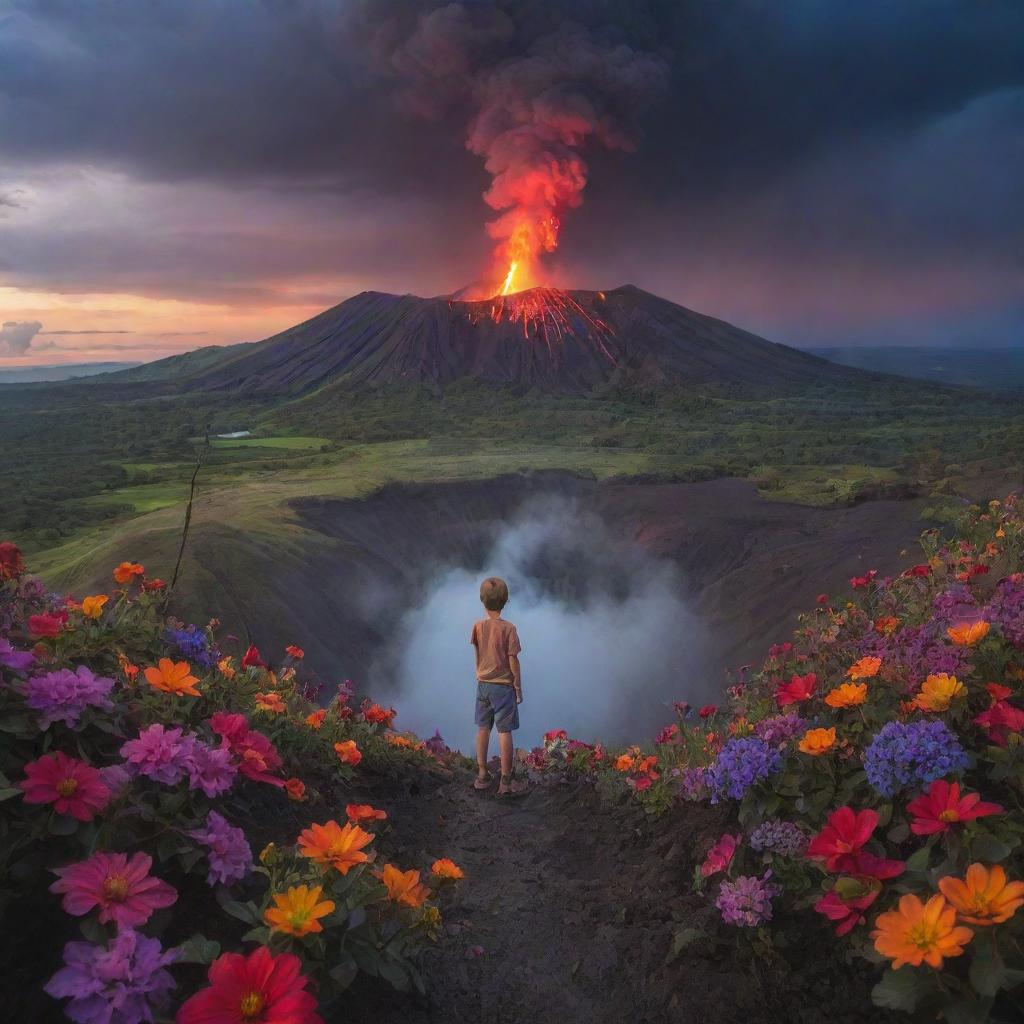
[479,576,509,611]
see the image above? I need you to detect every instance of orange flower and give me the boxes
[346,804,387,823]
[915,673,966,712]
[144,658,200,697]
[871,893,973,968]
[938,864,1024,926]
[874,617,900,635]
[81,595,108,620]
[255,692,286,714]
[112,561,144,585]
[285,645,305,659]
[825,682,868,708]
[285,778,306,801]
[306,709,326,730]
[384,733,419,749]
[798,727,837,756]
[431,858,464,880]
[334,740,362,766]
[947,621,990,646]
[848,656,882,680]
[377,864,430,908]
[298,820,373,874]
[613,753,635,773]
[118,655,140,682]
[263,884,335,937]
[217,656,236,680]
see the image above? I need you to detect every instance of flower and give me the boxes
[0,541,26,579]
[285,778,306,801]
[699,704,718,718]
[209,711,284,786]
[825,682,868,708]
[346,803,387,823]
[141,577,166,592]
[863,720,969,798]
[121,724,191,785]
[285,644,305,659]
[188,810,253,886]
[915,673,967,712]
[815,885,879,937]
[715,872,778,927]
[974,698,1024,746]
[45,928,177,1024]
[749,820,807,858]
[112,561,145,584]
[298,820,374,874]
[144,657,200,696]
[255,691,286,714]
[334,740,362,766]
[775,672,817,707]
[947,620,990,646]
[906,780,1002,836]
[217,656,236,679]
[753,712,805,747]
[27,666,115,729]
[798,727,837,756]
[848,657,882,680]
[707,737,782,803]
[176,947,322,1024]
[850,569,878,588]
[871,893,973,968]
[0,637,35,672]
[874,616,900,635]
[241,644,266,670]
[807,807,880,872]
[80,594,108,619]
[431,858,465,880]
[119,655,139,681]
[378,864,430,907]
[264,884,336,937]
[50,852,176,928]
[29,610,68,637]
[19,751,111,821]
[700,834,739,878]
[181,737,237,797]
[655,723,679,744]
[938,864,1024,926]
[165,625,217,668]
[904,563,932,578]
[306,709,326,729]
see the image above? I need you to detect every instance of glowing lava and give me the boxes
[500,261,518,296]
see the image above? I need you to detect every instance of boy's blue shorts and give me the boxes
[475,682,519,733]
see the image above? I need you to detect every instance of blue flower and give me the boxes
[164,625,217,669]
[707,737,783,803]
[863,720,968,798]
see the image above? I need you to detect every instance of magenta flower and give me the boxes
[187,810,252,886]
[180,736,237,797]
[26,666,115,729]
[120,724,190,785]
[19,751,111,822]
[45,928,177,1024]
[50,852,177,928]
[716,871,779,927]
[0,637,35,673]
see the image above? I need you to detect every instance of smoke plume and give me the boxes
[374,496,713,753]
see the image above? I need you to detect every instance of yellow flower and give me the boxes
[431,858,465,880]
[81,595,108,620]
[824,682,867,708]
[872,893,973,968]
[848,656,882,680]
[377,864,430,908]
[938,864,1024,926]
[798,727,836,756]
[144,658,200,697]
[264,884,336,937]
[217,656,236,680]
[915,673,966,712]
[947,621,990,646]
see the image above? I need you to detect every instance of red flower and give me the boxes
[50,851,176,927]
[775,672,818,707]
[28,610,68,637]
[209,712,285,787]
[0,541,26,580]
[656,724,679,744]
[700,834,739,878]
[807,807,879,872]
[907,780,1003,836]
[141,578,166,592]
[176,946,322,1024]
[698,704,718,719]
[849,851,905,881]
[241,645,266,670]
[850,569,878,589]
[285,778,306,802]
[19,752,111,821]
[816,593,830,605]
[975,699,1024,746]
[362,701,396,727]
[544,729,569,743]
[986,683,1013,703]
[768,642,794,658]
[285,645,304,659]
[903,564,932,578]
[815,885,879,936]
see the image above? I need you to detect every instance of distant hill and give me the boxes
[0,361,139,384]
[98,285,867,396]
[811,346,1024,391]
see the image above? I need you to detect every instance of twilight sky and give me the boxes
[1,0,1022,366]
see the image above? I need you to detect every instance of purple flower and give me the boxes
[424,730,449,756]
[716,872,779,927]
[749,819,807,857]
[863,720,969,798]
[676,765,711,802]
[120,724,190,785]
[44,928,177,1024]
[26,666,115,729]
[0,637,35,673]
[180,736,237,797]
[984,577,1024,650]
[753,712,805,747]
[187,810,252,886]
[99,764,132,799]
[707,737,783,803]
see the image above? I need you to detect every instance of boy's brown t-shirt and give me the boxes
[470,617,522,686]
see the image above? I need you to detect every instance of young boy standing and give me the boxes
[471,576,527,796]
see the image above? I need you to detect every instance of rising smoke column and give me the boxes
[367,3,668,295]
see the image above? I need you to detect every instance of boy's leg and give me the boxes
[498,730,514,778]
[475,726,491,779]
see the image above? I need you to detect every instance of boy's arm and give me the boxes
[509,654,522,703]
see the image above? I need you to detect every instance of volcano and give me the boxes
[119,285,864,395]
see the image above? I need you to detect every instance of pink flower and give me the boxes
[50,852,177,928]
[208,711,285,787]
[19,752,111,822]
[700,833,739,878]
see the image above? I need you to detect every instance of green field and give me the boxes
[209,435,331,450]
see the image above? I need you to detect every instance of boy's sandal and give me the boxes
[496,773,528,797]
[473,772,493,790]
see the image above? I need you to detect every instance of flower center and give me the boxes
[102,874,130,902]
[908,921,938,951]
[938,809,960,823]
[57,777,79,797]
[239,991,265,1018]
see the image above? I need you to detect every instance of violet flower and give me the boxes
[187,810,252,886]
[26,666,115,729]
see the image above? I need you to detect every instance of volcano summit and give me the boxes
[114,285,862,396]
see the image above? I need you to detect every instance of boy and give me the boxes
[471,576,527,796]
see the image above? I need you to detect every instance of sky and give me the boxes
[1,0,1022,366]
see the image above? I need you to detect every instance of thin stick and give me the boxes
[168,452,203,598]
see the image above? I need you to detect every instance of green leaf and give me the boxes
[904,846,931,873]
[47,814,79,836]
[666,926,703,963]
[0,788,21,802]
[886,820,910,844]
[175,934,221,965]
[219,900,259,925]
[871,967,931,1012]
[328,953,358,991]
[971,833,1011,863]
